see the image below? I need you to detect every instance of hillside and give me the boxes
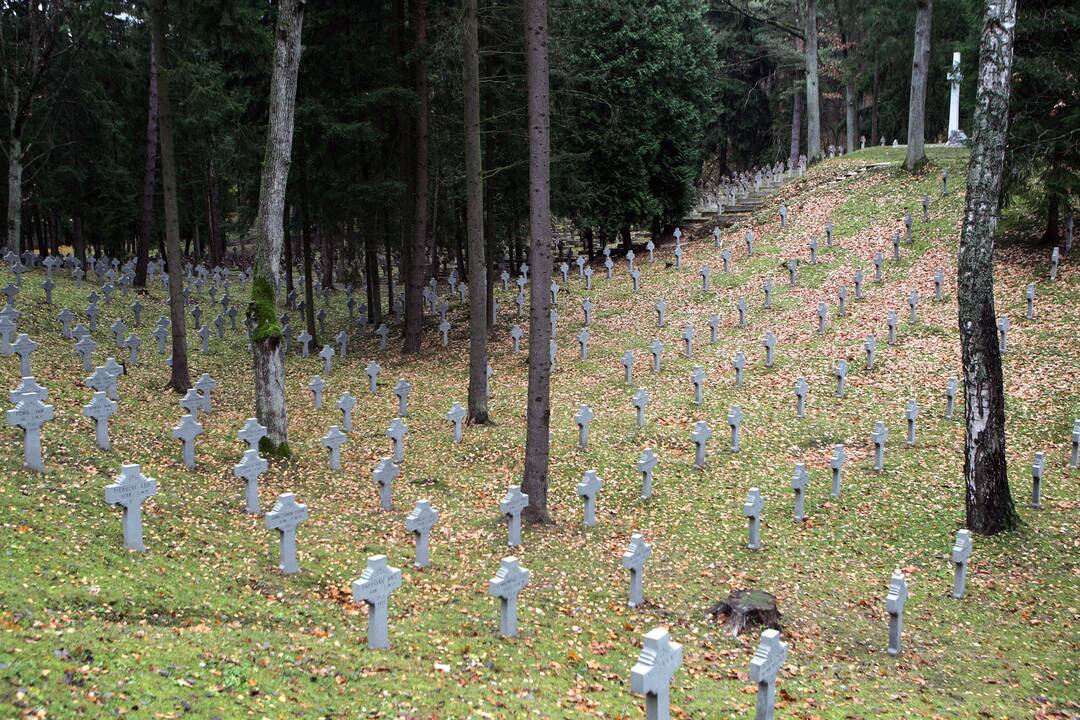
[1,146,1077,719]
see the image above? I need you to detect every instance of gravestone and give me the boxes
[830,444,845,496]
[865,335,877,370]
[623,532,651,608]
[582,298,593,326]
[908,290,919,323]
[743,488,763,550]
[638,448,658,500]
[439,318,450,347]
[392,378,412,417]
[691,366,705,404]
[574,404,594,448]
[7,394,54,471]
[374,458,400,511]
[123,334,140,364]
[488,556,530,637]
[1049,247,1059,281]
[8,376,47,404]
[834,360,848,398]
[708,315,721,344]
[387,418,407,463]
[622,351,635,384]
[787,259,798,286]
[265,493,308,575]
[817,303,828,334]
[945,377,958,420]
[233,448,267,514]
[577,328,590,360]
[104,464,158,552]
[649,338,663,372]
[1071,420,1080,469]
[655,298,666,328]
[576,470,602,527]
[83,391,118,450]
[886,569,909,656]
[238,418,267,451]
[630,628,682,720]
[320,344,336,373]
[1025,283,1035,319]
[745,229,754,256]
[351,555,403,649]
[872,421,888,471]
[809,238,818,265]
[152,323,168,355]
[700,265,711,291]
[749,629,788,720]
[336,329,349,357]
[951,529,972,599]
[510,324,523,353]
[791,464,809,522]
[794,377,808,418]
[887,311,898,344]
[934,271,944,302]
[737,297,748,328]
[681,325,694,357]
[997,315,1009,353]
[854,270,864,300]
[321,425,346,471]
[691,421,711,469]
[499,487,529,548]
[336,392,357,432]
[172,414,204,468]
[825,220,834,246]
[905,399,919,446]
[405,499,439,568]
[198,325,210,352]
[763,280,773,309]
[762,332,776,368]
[193,373,217,409]
[57,308,74,338]
[837,286,849,317]
[375,324,390,350]
[873,252,883,282]
[728,405,744,452]
[447,401,466,443]
[179,388,208,421]
[11,334,37,376]
[632,388,650,428]
[1031,451,1044,508]
[365,361,381,393]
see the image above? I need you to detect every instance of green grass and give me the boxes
[1,146,1077,718]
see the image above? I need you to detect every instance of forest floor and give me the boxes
[1,146,1077,719]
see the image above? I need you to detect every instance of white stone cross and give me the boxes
[373,458,400,511]
[336,391,356,432]
[9,376,47,405]
[630,627,683,720]
[831,444,845,496]
[171,414,204,469]
[233,448,267,514]
[308,375,326,408]
[237,418,267,451]
[351,555,403,649]
[405,499,439,568]
[951,529,972,599]
[11,334,37,376]
[365,361,381,393]
[7,393,54,471]
[637,448,658,499]
[386,418,407,463]
[447,401,466,443]
[872,421,888,471]
[321,425,347,471]
[574,404,593,448]
[728,405,744,452]
[180,388,208,422]
[744,487,764,549]
[691,366,705,404]
[488,556,529,637]
[265,492,308,575]
[393,378,412,416]
[499,486,529,548]
[886,568,909,656]
[691,421,711,469]
[576,470,601,527]
[104,464,158,552]
[83,391,118,450]
[749,629,788,720]
[622,532,651,608]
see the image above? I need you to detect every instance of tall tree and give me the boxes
[464,0,488,423]
[803,0,821,161]
[404,0,429,354]
[150,0,190,392]
[134,36,157,288]
[521,0,553,524]
[957,0,1018,535]
[904,0,933,170]
[248,0,305,455]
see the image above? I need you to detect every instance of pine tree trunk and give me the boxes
[958,0,1019,535]
[150,0,191,393]
[804,0,821,162]
[789,76,803,166]
[248,0,304,453]
[522,0,553,525]
[135,38,158,288]
[7,136,23,253]
[905,0,933,170]
[464,0,489,423]
[845,82,857,153]
[404,0,429,353]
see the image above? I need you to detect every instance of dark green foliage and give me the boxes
[259,435,292,459]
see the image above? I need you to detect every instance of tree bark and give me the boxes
[404,0,429,353]
[803,0,821,162]
[283,199,294,300]
[845,81,857,153]
[871,53,880,144]
[7,137,23,253]
[149,0,191,393]
[522,0,553,525]
[464,0,489,423]
[135,38,158,287]
[384,228,394,316]
[300,157,318,346]
[365,229,382,325]
[957,0,1018,535]
[905,0,933,170]
[248,0,304,453]
[790,76,803,166]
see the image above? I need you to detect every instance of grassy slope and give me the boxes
[1,147,1077,719]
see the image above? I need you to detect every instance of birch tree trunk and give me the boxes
[135,38,158,287]
[803,0,821,162]
[522,0,553,524]
[464,0,489,423]
[150,0,191,393]
[248,0,304,454]
[957,0,1018,535]
[404,0,429,353]
[905,0,933,170]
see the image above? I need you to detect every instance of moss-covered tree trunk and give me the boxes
[958,0,1018,535]
[248,0,304,455]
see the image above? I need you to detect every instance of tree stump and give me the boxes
[706,589,782,637]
